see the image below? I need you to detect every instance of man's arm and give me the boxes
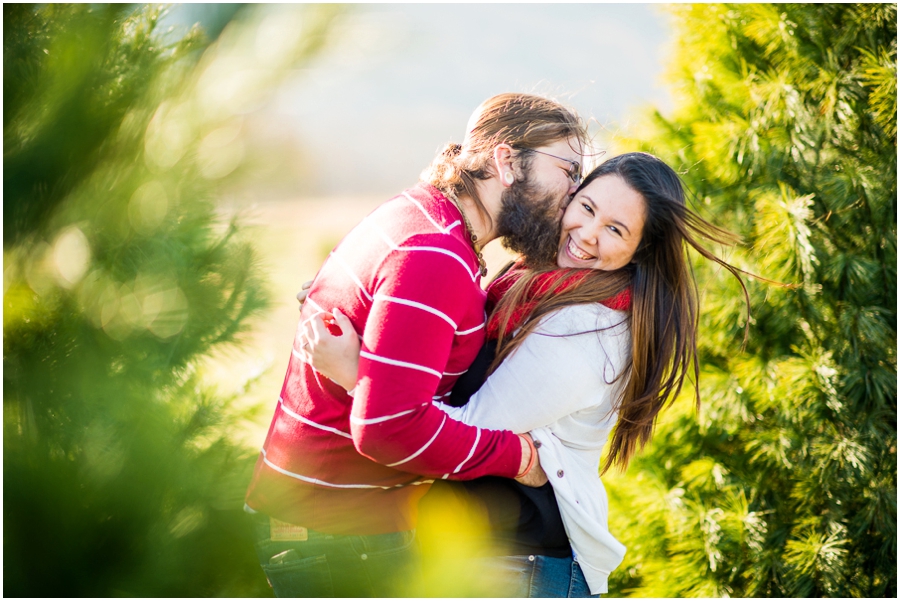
[346,240,528,481]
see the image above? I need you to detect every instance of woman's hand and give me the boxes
[296,280,313,310]
[302,308,361,391]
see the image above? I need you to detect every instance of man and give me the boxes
[245,93,586,597]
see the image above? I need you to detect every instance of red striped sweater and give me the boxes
[245,183,523,535]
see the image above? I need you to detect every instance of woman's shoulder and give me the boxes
[535,303,630,338]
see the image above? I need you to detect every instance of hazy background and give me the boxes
[169,3,673,199]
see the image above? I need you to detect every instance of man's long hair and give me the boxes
[488,153,750,473]
[421,93,586,230]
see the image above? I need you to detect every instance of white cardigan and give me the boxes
[438,303,630,595]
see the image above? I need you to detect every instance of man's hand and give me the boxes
[514,433,548,487]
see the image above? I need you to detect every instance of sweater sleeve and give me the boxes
[348,238,523,480]
[440,306,628,433]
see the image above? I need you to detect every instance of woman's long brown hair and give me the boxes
[489,152,750,473]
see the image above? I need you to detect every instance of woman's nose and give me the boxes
[580,225,599,246]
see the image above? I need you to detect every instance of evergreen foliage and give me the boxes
[3,4,341,595]
[605,4,896,597]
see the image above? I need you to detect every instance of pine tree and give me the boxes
[604,4,896,597]
[3,4,341,595]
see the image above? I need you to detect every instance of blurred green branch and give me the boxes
[3,3,344,596]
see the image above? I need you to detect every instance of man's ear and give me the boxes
[492,144,516,187]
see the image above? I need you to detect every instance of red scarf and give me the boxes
[485,264,632,341]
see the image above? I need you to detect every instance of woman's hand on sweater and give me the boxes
[303,308,360,391]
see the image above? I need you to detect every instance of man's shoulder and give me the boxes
[329,184,479,285]
[366,184,470,252]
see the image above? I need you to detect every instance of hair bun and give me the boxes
[443,143,462,157]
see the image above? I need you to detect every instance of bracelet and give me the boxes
[515,434,537,479]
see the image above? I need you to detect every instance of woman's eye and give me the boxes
[609,226,621,236]
[582,203,593,214]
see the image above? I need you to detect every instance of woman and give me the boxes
[303,152,749,597]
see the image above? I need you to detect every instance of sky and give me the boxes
[170,3,674,198]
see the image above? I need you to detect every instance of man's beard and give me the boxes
[495,176,564,268]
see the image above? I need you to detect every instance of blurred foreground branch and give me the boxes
[3,4,343,596]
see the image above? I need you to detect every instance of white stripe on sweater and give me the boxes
[278,397,352,438]
[401,246,478,280]
[385,414,447,467]
[261,449,434,489]
[452,427,482,474]
[329,251,374,301]
[455,322,485,336]
[350,407,417,426]
[360,350,442,379]
[401,191,462,234]
[368,222,479,282]
[373,293,457,329]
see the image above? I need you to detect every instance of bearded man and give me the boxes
[245,93,586,597]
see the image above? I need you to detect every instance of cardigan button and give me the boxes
[557,469,564,478]
[533,440,542,449]
[360,554,368,561]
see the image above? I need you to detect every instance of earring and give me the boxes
[504,172,515,185]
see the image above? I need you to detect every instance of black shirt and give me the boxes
[428,339,572,558]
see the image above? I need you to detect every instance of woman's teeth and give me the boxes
[567,237,593,260]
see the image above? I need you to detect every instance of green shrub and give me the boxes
[606,4,896,597]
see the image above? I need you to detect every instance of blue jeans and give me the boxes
[251,512,420,597]
[476,554,600,598]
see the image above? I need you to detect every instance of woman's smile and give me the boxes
[564,235,595,262]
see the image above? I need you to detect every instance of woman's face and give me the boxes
[556,174,646,271]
